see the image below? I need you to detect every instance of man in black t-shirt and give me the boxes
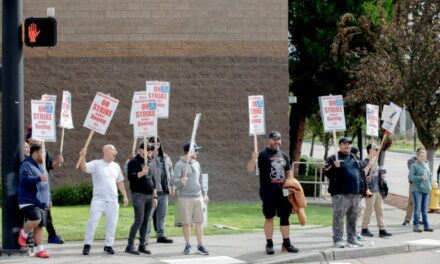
[247,131,299,255]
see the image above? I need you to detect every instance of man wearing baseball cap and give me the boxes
[323,136,364,248]
[247,131,299,254]
[173,142,209,255]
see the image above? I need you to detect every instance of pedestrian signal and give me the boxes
[24,17,57,47]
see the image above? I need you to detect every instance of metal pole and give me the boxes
[1,0,26,255]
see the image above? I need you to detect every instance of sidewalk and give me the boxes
[1,203,440,264]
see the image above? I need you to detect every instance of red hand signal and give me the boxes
[28,23,41,43]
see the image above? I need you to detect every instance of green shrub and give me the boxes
[51,182,93,206]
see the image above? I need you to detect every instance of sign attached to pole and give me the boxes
[133,99,158,138]
[248,95,265,136]
[381,102,402,134]
[31,100,56,142]
[366,104,379,137]
[59,91,74,129]
[319,95,346,132]
[129,91,148,125]
[146,81,170,118]
[83,92,119,135]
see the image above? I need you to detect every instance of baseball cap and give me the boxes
[339,137,352,144]
[183,142,202,152]
[268,131,281,139]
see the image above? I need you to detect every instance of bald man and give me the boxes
[79,144,129,255]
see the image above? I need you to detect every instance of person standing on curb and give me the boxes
[409,148,434,233]
[147,136,175,244]
[17,145,51,258]
[174,143,209,255]
[246,131,299,255]
[403,147,424,225]
[26,126,65,244]
[323,137,364,248]
[125,142,158,255]
[360,144,392,238]
[78,144,129,255]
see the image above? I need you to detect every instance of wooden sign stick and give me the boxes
[75,130,95,169]
[60,127,65,155]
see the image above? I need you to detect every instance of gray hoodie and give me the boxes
[173,156,207,197]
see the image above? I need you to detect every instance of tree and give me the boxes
[288,1,372,162]
[335,0,440,169]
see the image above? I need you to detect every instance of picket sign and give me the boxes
[146,81,170,119]
[59,91,74,155]
[248,95,265,176]
[319,95,346,158]
[366,104,379,137]
[76,93,119,169]
[183,113,202,179]
[31,99,56,169]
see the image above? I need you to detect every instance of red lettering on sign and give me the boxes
[101,99,110,108]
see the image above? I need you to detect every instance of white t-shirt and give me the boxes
[86,159,124,202]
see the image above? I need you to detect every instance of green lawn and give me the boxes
[1,202,332,241]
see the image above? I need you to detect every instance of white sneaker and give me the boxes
[357,234,367,241]
[334,241,345,248]
[347,241,363,248]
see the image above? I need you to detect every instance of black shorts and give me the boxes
[261,194,292,219]
[21,205,48,227]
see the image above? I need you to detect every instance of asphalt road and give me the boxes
[301,142,440,197]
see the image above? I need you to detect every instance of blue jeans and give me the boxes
[147,192,169,240]
[413,191,429,228]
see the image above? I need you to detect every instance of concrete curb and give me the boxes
[254,243,440,263]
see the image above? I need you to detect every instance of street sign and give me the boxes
[24,17,57,47]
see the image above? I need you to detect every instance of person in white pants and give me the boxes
[78,144,129,255]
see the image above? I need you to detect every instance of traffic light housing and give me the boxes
[24,17,57,47]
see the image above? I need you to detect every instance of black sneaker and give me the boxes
[402,219,410,225]
[379,229,392,237]
[157,236,174,243]
[48,235,65,244]
[125,245,140,255]
[266,244,275,255]
[104,246,115,254]
[282,243,299,253]
[196,245,209,255]
[138,245,151,254]
[361,228,374,237]
[82,244,91,255]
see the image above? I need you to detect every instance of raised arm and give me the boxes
[246,151,258,172]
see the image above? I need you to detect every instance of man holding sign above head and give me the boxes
[323,137,365,248]
[125,142,157,255]
[174,142,209,255]
[78,144,129,255]
[246,131,299,255]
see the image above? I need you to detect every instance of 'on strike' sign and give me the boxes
[132,99,158,138]
[366,104,379,137]
[146,81,170,118]
[248,95,265,136]
[83,92,119,135]
[59,91,74,129]
[31,99,56,142]
[319,95,346,132]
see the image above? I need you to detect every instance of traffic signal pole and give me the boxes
[1,0,26,255]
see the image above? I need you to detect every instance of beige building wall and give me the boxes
[1,0,289,201]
